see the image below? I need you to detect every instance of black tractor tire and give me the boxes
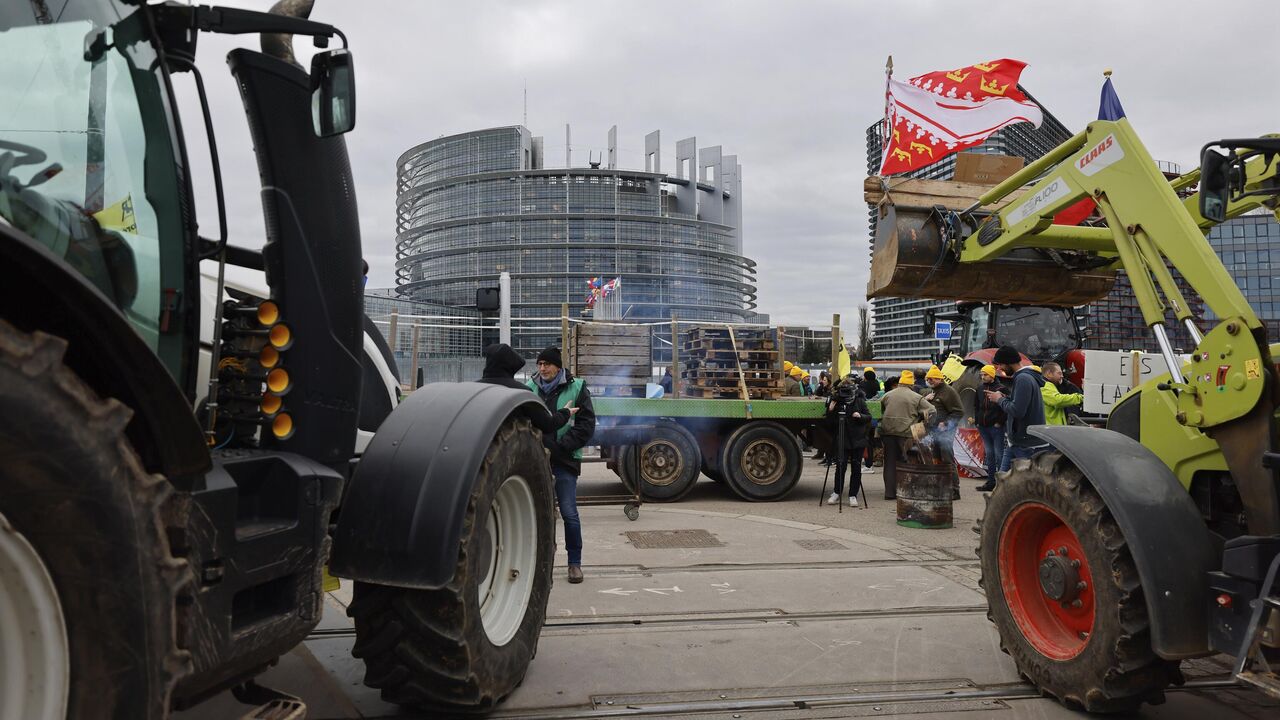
[347,416,555,713]
[618,420,702,502]
[977,450,1181,713]
[0,320,191,720]
[721,421,803,501]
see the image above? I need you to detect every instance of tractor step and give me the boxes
[239,698,306,720]
[233,680,307,720]
[1236,669,1280,699]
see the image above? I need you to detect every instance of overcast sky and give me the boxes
[183,0,1279,328]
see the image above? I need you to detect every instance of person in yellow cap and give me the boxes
[785,365,805,396]
[783,360,794,373]
[878,375,936,499]
[923,365,964,500]
[899,369,915,386]
[974,364,1009,492]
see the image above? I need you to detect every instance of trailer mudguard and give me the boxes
[1029,425,1216,659]
[329,381,549,588]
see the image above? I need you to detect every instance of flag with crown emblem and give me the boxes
[879,59,1043,176]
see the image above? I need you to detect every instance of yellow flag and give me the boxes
[837,337,851,379]
[92,194,138,233]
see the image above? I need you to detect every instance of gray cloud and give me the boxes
[180,0,1279,329]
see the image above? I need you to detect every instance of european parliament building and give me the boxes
[394,126,757,357]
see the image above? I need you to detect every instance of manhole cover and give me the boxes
[624,529,724,549]
[795,539,848,551]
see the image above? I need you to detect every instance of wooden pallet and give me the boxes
[683,369,781,383]
[686,359,777,372]
[683,348,779,361]
[680,386,784,400]
[683,338,777,352]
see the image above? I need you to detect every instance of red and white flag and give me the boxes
[879,59,1043,176]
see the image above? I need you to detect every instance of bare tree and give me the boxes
[856,304,874,360]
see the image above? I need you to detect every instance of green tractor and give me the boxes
[870,118,1280,710]
[0,2,556,717]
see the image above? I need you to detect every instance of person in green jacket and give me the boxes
[1040,361,1083,425]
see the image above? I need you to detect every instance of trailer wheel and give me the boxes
[619,420,701,502]
[348,416,554,712]
[0,320,190,720]
[721,421,803,501]
[978,450,1180,713]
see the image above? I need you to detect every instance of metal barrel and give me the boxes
[895,461,954,529]
[867,202,1116,306]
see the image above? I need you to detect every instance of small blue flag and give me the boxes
[1098,76,1126,120]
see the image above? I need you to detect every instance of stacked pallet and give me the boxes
[680,326,783,399]
[569,323,650,398]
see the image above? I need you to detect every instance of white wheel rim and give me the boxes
[0,510,69,720]
[478,475,539,646]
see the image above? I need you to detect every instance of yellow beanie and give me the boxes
[925,366,945,381]
[900,370,915,384]
[789,366,804,378]
[981,364,997,378]
[864,366,875,374]
[783,361,794,372]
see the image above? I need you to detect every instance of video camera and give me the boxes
[833,382,857,404]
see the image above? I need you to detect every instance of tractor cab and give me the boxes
[928,302,1086,385]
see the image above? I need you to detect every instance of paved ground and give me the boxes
[177,457,1278,719]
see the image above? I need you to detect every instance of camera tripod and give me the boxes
[817,409,869,513]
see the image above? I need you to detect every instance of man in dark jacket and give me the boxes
[973,364,1007,492]
[824,382,872,506]
[984,345,1048,472]
[478,343,577,433]
[923,366,964,499]
[526,346,596,584]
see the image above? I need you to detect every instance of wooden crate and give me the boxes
[570,323,652,397]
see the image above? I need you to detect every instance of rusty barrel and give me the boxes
[895,461,954,529]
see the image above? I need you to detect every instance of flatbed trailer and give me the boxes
[593,396,883,502]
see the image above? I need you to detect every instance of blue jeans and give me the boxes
[1002,444,1047,473]
[978,426,1006,481]
[552,466,583,565]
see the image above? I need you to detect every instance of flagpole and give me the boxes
[880,55,893,175]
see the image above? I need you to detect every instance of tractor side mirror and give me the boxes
[311,49,356,137]
[1199,146,1232,223]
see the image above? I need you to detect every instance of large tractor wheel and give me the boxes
[348,416,555,712]
[0,320,190,720]
[721,421,803,501]
[978,450,1181,713]
[619,420,702,502]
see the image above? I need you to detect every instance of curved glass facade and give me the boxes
[395,126,756,356]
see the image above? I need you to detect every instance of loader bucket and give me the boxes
[867,203,1116,307]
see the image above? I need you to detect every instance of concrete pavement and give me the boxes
[175,460,1277,719]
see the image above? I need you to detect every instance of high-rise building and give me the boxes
[395,126,757,357]
[865,105,1073,360]
[1204,214,1280,344]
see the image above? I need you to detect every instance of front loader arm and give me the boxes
[954,118,1280,535]
[961,119,1259,334]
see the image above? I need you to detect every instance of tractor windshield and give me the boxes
[0,2,187,368]
[994,306,1078,361]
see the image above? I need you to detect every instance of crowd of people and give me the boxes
[473,340,1084,584]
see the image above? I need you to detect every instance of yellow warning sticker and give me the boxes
[1245,358,1261,380]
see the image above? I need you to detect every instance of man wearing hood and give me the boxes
[984,345,1048,471]
[478,343,578,433]
[526,346,596,584]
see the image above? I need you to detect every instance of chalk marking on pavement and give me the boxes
[643,586,682,595]
[599,587,639,596]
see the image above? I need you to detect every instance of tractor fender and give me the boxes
[329,381,550,589]
[0,223,209,481]
[1029,425,1216,659]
